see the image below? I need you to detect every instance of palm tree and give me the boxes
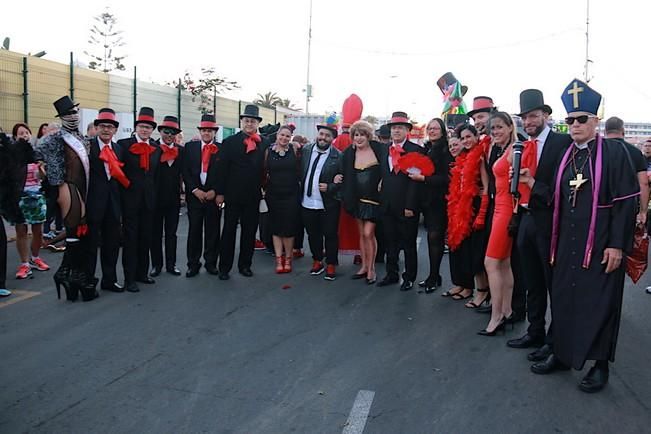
[254,92,281,109]
[277,98,301,111]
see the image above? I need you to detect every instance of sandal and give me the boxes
[452,288,473,300]
[465,288,490,308]
[441,287,463,297]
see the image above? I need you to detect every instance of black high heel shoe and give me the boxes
[503,314,517,330]
[53,266,78,301]
[478,318,506,336]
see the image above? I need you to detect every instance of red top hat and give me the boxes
[94,108,119,128]
[197,114,219,130]
[386,111,413,130]
[467,96,496,117]
[135,107,157,128]
[158,115,182,133]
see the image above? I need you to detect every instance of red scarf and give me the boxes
[244,133,261,153]
[390,144,405,174]
[99,144,130,188]
[160,144,179,163]
[201,143,218,172]
[130,141,156,171]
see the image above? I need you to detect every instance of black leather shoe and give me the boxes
[578,364,609,393]
[101,282,124,293]
[150,267,162,277]
[218,272,230,280]
[376,276,399,287]
[507,333,545,349]
[167,266,182,276]
[125,282,140,293]
[400,280,414,291]
[205,266,220,275]
[136,276,155,285]
[530,354,570,375]
[239,268,253,277]
[186,268,200,278]
[475,304,492,314]
[528,344,553,362]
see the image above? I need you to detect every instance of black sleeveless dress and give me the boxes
[353,163,382,222]
[265,147,300,236]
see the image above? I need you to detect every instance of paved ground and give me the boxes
[1,217,651,433]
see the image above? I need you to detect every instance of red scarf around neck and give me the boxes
[130,141,156,171]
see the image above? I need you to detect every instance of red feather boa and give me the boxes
[446,140,486,251]
[396,152,435,177]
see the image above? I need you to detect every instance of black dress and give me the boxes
[353,163,382,221]
[421,139,452,231]
[266,146,300,237]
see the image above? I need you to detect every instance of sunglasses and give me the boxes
[160,128,178,135]
[565,115,594,125]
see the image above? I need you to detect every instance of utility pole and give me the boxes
[305,0,313,114]
[584,0,592,82]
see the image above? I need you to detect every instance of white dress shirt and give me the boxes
[301,146,329,210]
[200,141,211,185]
[388,139,407,172]
[98,137,112,180]
[531,125,551,163]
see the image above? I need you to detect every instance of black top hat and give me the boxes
[386,111,413,130]
[158,115,182,133]
[94,108,119,128]
[376,124,391,138]
[517,89,552,117]
[135,107,157,128]
[197,114,219,131]
[240,104,263,122]
[53,95,79,117]
[436,72,469,96]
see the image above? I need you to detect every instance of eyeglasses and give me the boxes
[96,123,115,129]
[160,128,178,135]
[565,115,595,125]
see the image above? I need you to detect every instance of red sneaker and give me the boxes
[310,260,324,275]
[30,257,50,271]
[254,239,266,250]
[324,264,336,281]
[16,264,33,279]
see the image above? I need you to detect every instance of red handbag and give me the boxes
[626,223,648,283]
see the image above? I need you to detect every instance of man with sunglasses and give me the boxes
[151,116,184,277]
[522,79,639,393]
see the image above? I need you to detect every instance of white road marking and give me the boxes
[342,390,375,434]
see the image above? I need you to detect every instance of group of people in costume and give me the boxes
[0,75,645,394]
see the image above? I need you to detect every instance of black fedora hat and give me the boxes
[467,96,496,117]
[197,114,219,131]
[240,104,263,122]
[94,108,119,128]
[386,111,413,130]
[376,124,391,138]
[135,107,157,128]
[517,89,552,117]
[53,95,79,117]
[158,115,182,133]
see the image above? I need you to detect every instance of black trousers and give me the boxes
[0,218,7,289]
[88,210,121,286]
[294,213,305,250]
[516,213,552,341]
[302,205,340,265]
[152,203,181,270]
[382,211,419,282]
[187,202,221,270]
[219,201,259,273]
[258,212,272,248]
[510,234,526,315]
[122,205,153,283]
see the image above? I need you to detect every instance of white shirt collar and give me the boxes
[135,134,148,143]
[531,125,551,144]
[392,139,407,148]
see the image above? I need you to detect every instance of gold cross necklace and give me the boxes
[568,145,591,207]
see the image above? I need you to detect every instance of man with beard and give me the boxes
[507,90,572,361]
[300,123,343,280]
[118,107,161,293]
[525,79,638,393]
[216,105,266,280]
[467,96,496,136]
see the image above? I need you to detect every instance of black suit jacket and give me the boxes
[87,137,122,222]
[378,140,425,215]
[529,130,573,234]
[182,140,220,209]
[117,136,161,211]
[155,141,184,209]
[300,143,343,211]
[215,131,266,204]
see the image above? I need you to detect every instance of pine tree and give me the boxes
[84,8,126,73]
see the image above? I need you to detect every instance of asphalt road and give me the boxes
[1,217,650,433]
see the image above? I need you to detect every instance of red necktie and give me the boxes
[99,145,130,188]
[130,141,156,171]
[201,143,218,172]
[160,145,179,163]
[244,133,261,153]
[390,144,405,174]
[524,138,538,174]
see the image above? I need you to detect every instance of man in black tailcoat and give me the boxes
[183,114,221,278]
[151,115,183,277]
[117,107,161,293]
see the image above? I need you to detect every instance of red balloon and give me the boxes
[342,94,363,126]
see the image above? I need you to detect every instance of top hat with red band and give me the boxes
[197,114,219,131]
[158,115,182,133]
[467,96,496,117]
[135,107,157,128]
[94,108,119,128]
[386,111,413,130]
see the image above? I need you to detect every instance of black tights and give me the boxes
[426,228,445,283]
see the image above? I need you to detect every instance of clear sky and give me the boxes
[3,0,649,123]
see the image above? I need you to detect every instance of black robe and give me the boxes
[549,136,639,369]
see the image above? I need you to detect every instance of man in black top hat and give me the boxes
[215,105,266,279]
[151,115,184,277]
[377,111,425,291]
[183,114,221,277]
[117,107,161,293]
[506,89,573,358]
[87,108,128,293]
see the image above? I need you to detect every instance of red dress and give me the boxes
[485,141,537,259]
[333,133,360,255]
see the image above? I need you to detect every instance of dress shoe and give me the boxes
[186,268,200,278]
[205,266,220,275]
[239,268,253,277]
[377,276,399,287]
[528,344,553,362]
[507,333,545,349]
[218,272,230,280]
[167,266,182,276]
[400,280,414,291]
[101,282,124,293]
[530,354,570,375]
[136,276,155,285]
[150,267,162,277]
[578,363,609,393]
[125,282,140,293]
[352,272,367,280]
